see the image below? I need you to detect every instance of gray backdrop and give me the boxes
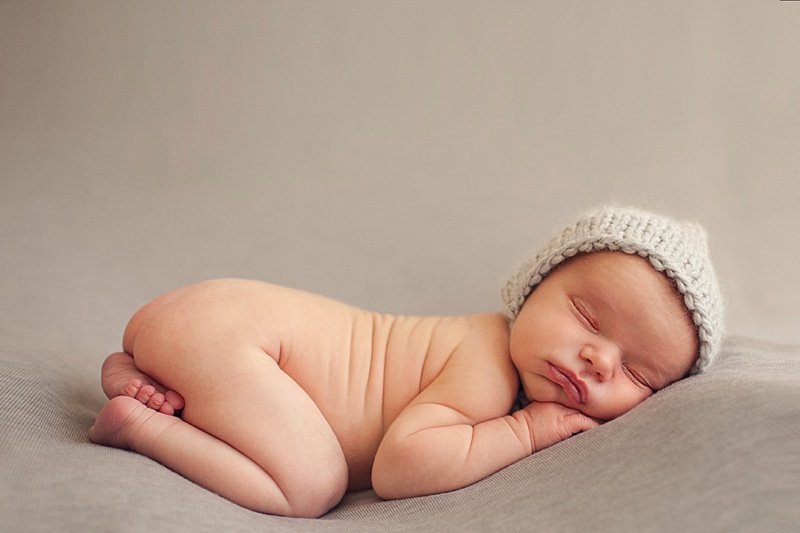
[2,0,799,368]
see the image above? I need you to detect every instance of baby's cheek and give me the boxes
[524,374,562,404]
[588,392,650,421]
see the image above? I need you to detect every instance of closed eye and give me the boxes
[623,363,653,391]
[571,298,599,333]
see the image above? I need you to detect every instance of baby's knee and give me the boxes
[283,460,348,518]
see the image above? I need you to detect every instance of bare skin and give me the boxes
[89,252,698,517]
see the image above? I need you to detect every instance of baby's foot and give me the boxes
[89,395,177,451]
[122,379,185,416]
[101,352,185,415]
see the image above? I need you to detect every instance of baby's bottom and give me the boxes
[89,298,348,518]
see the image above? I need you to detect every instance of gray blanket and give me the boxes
[2,336,798,532]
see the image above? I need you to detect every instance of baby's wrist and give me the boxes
[507,410,536,455]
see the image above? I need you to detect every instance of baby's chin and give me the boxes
[587,413,608,424]
[563,403,609,424]
[576,401,645,423]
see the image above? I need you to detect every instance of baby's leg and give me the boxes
[89,395,294,515]
[94,341,348,518]
[99,351,185,415]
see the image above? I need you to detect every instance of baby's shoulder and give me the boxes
[449,313,513,360]
[433,313,518,416]
[417,313,512,367]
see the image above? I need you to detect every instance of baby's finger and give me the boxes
[566,412,600,434]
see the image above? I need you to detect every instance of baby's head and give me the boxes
[502,205,724,420]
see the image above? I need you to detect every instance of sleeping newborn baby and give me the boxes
[89,205,724,518]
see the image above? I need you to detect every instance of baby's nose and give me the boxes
[580,343,618,381]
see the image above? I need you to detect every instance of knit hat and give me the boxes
[501,205,724,374]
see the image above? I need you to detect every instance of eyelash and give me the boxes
[572,299,599,332]
[623,364,647,388]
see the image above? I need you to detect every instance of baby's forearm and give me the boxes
[372,410,533,500]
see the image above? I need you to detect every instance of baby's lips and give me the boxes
[547,363,588,405]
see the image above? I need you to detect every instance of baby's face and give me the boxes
[509,251,698,421]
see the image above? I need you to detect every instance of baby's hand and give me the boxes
[516,401,599,453]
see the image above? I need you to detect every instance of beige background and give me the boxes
[2,1,799,361]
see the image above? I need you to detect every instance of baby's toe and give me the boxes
[134,384,156,405]
[122,379,144,398]
[145,392,166,411]
[164,390,186,410]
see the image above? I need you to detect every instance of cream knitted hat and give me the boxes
[501,205,724,374]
